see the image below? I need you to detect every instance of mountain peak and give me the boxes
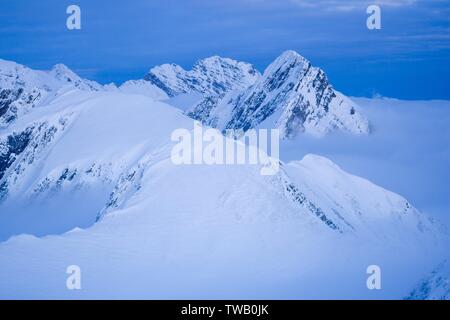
[50,63,75,75]
[187,50,369,138]
[49,63,79,82]
[0,61,103,127]
[195,55,228,64]
[145,56,260,97]
[49,63,102,91]
[263,50,310,78]
[278,49,307,61]
[51,63,72,72]
[0,58,22,70]
[194,55,248,69]
[273,50,309,67]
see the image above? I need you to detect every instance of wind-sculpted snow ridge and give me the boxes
[145,56,261,97]
[187,50,370,138]
[405,260,450,300]
[0,59,104,127]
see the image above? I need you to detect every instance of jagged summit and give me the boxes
[0,60,103,127]
[50,63,74,74]
[49,63,81,84]
[1,52,370,137]
[144,55,260,97]
[49,63,102,91]
[186,50,369,138]
[266,50,309,70]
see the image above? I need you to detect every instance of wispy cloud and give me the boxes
[289,0,418,12]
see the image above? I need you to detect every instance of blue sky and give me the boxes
[1,0,449,99]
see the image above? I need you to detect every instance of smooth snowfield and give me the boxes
[0,90,446,299]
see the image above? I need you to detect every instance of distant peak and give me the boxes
[194,55,253,69]
[51,63,70,70]
[48,63,102,91]
[262,50,310,78]
[198,55,223,61]
[149,63,185,74]
[196,55,231,64]
[145,55,260,97]
[50,63,77,76]
[276,50,309,63]
[0,59,29,73]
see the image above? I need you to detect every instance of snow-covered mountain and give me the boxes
[0,57,446,299]
[0,59,103,127]
[141,51,369,138]
[144,56,260,97]
[48,64,103,91]
[0,88,432,241]
[188,51,369,138]
[0,85,442,298]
